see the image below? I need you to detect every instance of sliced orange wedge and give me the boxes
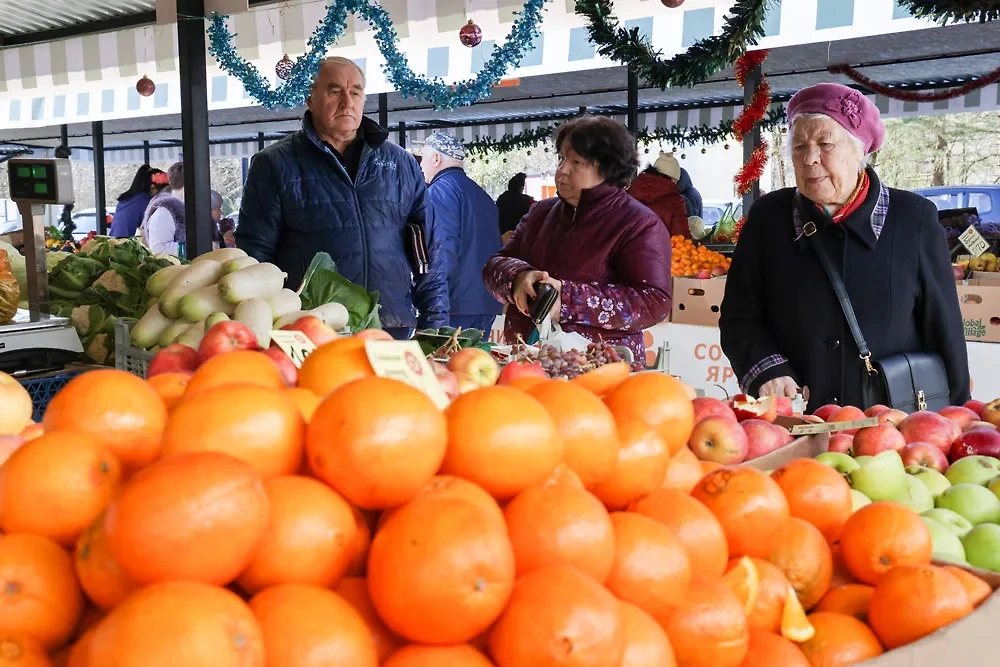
[722,556,760,617]
[781,583,816,643]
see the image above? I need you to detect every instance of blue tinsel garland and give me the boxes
[207,0,549,111]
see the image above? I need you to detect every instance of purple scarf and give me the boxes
[142,191,187,244]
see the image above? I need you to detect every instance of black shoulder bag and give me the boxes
[798,198,951,413]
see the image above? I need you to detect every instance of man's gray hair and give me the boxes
[318,56,367,89]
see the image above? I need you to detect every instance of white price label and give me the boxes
[959,225,990,258]
[270,330,317,369]
[365,340,451,409]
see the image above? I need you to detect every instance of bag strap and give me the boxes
[796,193,878,375]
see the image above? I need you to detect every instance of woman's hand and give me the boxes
[759,376,801,400]
[512,270,562,317]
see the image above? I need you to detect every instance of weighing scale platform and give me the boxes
[0,309,83,375]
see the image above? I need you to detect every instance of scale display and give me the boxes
[7,158,74,205]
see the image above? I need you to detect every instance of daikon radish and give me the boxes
[205,312,230,330]
[176,318,207,349]
[159,260,223,318]
[273,311,309,329]
[310,302,349,331]
[234,298,273,348]
[158,319,194,348]
[146,265,187,298]
[217,263,286,304]
[130,299,173,350]
[191,247,247,264]
[179,284,238,323]
[266,289,302,321]
[222,256,259,274]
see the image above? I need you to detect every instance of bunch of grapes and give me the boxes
[509,341,634,379]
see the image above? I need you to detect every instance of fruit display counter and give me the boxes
[1,320,999,665]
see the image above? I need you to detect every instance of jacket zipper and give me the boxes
[353,145,373,289]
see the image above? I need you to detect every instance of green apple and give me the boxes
[851,489,871,513]
[961,523,1000,572]
[921,508,974,538]
[848,450,907,502]
[987,476,1000,504]
[945,455,1000,487]
[920,516,967,564]
[906,466,951,498]
[854,456,874,466]
[935,483,1000,526]
[895,475,935,513]
[816,452,861,476]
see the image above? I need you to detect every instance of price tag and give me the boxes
[270,330,317,369]
[365,340,451,410]
[959,225,990,258]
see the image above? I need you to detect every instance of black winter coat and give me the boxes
[719,169,970,411]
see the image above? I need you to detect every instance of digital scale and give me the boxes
[0,158,84,374]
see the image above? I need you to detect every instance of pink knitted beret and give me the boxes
[787,83,886,154]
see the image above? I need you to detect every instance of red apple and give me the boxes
[877,409,908,427]
[197,321,260,365]
[966,421,998,432]
[949,427,1000,462]
[828,433,855,454]
[865,404,891,418]
[800,415,825,424]
[897,410,961,454]
[730,395,778,423]
[282,315,338,347]
[692,397,737,424]
[775,396,794,417]
[431,361,459,401]
[0,372,34,436]
[263,346,298,387]
[148,343,200,378]
[965,400,987,416]
[852,424,907,457]
[939,405,980,431]
[688,415,749,464]
[827,406,868,435]
[456,373,482,395]
[447,348,500,388]
[497,360,547,385]
[983,399,1000,427]
[812,404,840,422]
[354,329,394,342]
[742,418,794,461]
[0,434,25,467]
[899,441,950,473]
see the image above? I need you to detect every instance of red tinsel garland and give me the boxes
[732,215,747,244]
[735,140,769,197]
[735,49,768,87]
[733,50,771,197]
[734,79,771,140]
[829,62,1000,102]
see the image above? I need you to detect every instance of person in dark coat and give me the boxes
[496,172,535,237]
[483,116,672,362]
[419,131,503,334]
[629,152,691,238]
[720,83,970,410]
[109,166,167,238]
[677,168,703,218]
[236,57,449,337]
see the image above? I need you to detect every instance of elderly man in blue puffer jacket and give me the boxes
[236,57,449,337]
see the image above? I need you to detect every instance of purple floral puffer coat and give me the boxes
[482,184,673,362]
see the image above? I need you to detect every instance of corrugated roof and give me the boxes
[0,0,154,38]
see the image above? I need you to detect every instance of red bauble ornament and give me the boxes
[136,75,156,97]
[275,54,294,80]
[661,0,686,6]
[459,19,482,48]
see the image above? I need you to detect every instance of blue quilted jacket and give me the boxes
[235,113,450,329]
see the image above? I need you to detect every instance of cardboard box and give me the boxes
[957,281,1000,343]
[969,271,1000,284]
[671,277,726,326]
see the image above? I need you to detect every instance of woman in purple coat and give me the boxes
[483,116,673,362]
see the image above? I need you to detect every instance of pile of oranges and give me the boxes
[0,334,992,666]
[671,235,731,277]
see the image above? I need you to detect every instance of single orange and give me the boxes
[383,644,493,667]
[307,376,447,509]
[592,421,670,510]
[0,636,49,667]
[345,506,371,578]
[250,583,378,667]
[42,369,167,472]
[814,584,875,623]
[691,467,790,559]
[629,489,729,579]
[379,475,506,531]
[488,565,625,667]
[75,513,139,611]
[442,386,562,500]
[767,517,833,610]
[162,383,305,478]
[660,575,749,667]
[0,431,121,547]
[285,387,321,423]
[942,565,993,608]
[771,458,853,545]
[146,372,191,412]
[839,502,932,585]
[618,600,676,667]
[297,337,374,398]
[334,577,404,663]
[604,372,695,456]
[543,462,585,489]
[722,556,760,617]
[606,512,692,620]
[740,630,810,667]
[660,447,704,494]
[868,564,973,650]
[570,361,630,397]
[528,380,620,489]
[19,423,43,443]
[504,482,615,582]
[238,475,357,594]
[506,375,548,392]
[798,612,883,666]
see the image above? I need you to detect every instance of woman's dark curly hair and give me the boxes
[554,116,640,188]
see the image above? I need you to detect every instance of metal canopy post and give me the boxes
[92,121,107,235]
[143,140,151,165]
[397,121,407,148]
[257,132,265,153]
[627,69,639,139]
[378,93,388,129]
[57,124,74,233]
[742,64,763,213]
[177,0,213,259]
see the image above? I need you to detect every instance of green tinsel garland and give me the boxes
[574,0,776,89]
[897,0,1000,23]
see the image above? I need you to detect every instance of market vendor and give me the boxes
[482,115,672,362]
[719,82,970,409]
[235,57,450,338]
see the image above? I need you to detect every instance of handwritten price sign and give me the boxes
[270,330,317,368]
[959,226,990,258]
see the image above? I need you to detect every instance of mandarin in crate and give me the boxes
[868,563,973,650]
[368,497,515,644]
[42,369,166,472]
[592,420,671,510]
[104,452,270,586]
[660,574,749,667]
[86,581,264,666]
[162,383,305,478]
[0,431,121,547]
[605,372,695,456]
[771,458,853,544]
[238,476,357,594]
[0,371,33,436]
[838,501,933,585]
[250,583,377,667]
[489,565,625,667]
[442,385,562,500]
[798,612,882,666]
[814,583,875,624]
[618,600,676,667]
[767,517,833,610]
[630,489,729,579]
[298,337,375,398]
[690,467,790,559]
[0,534,83,651]
[570,361,630,397]
[335,577,404,663]
[383,644,493,667]
[74,513,138,611]
[942,565,993,608]
[307,377,447,509]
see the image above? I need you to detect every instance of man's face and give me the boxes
[419,146,441,184]
[307,62,366,137]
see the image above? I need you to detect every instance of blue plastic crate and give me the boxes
[18,369,88,422]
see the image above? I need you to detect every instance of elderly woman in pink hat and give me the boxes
[720,83,969,411]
